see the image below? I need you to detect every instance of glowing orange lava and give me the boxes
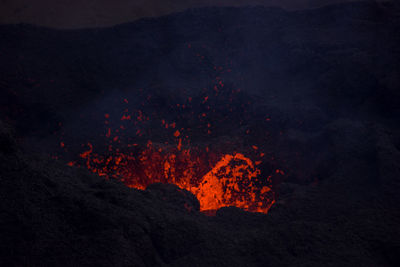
[60,61,279,214]
[191,153,275,213]
[74,140,275,214]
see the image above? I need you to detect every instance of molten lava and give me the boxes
[193,153,274,213]
[58,53,280,213]
[74,139,275,214]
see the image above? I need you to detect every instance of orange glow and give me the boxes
[192,153,274,213]
[121,115,131,120]
[174,130,180,137]
[61,62,281,214]
[77,139,275,214]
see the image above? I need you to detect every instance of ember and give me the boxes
[75,138,275,213]
[59,60,279,213]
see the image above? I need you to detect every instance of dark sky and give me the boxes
[0,0,365,28]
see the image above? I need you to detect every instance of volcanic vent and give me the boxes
[56,80,283,214]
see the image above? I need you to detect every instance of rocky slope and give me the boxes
[1,114,399,266]
[1,1,400,266]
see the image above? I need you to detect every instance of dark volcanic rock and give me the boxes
[146,183,200,212]
[0,120,16,154]
[0,1,399,143]
[1,114,400,266]
[0,2,400,266]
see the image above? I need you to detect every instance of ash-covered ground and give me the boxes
[1,1,400,266]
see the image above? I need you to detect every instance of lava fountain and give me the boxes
[73,138,275,214]
[59,74,280,213]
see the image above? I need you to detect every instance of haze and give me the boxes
[0,0,365,28]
